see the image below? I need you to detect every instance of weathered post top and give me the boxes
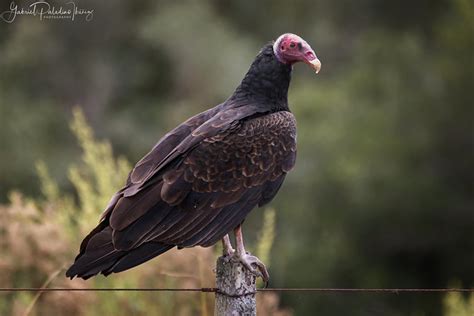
[215,256,257,316]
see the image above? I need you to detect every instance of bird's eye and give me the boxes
[290,42,296,48]
[281,45,285,50]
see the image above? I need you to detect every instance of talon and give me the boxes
[233,253,270,283]
[232,224,270,283]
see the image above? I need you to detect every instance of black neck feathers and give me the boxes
[230,44,292,112]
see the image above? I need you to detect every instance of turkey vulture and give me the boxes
[66,33,321,281]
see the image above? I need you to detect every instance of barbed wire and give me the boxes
[0,287,472,293]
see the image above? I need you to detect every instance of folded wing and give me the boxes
[66,109,296,279]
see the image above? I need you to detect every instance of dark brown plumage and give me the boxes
[66,33,320,279]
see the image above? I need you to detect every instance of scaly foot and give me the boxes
[234,252,269,285]
[221,234,235,259]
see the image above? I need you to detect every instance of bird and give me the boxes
[66,33,321,282]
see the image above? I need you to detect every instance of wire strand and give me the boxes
[0,288,472,293]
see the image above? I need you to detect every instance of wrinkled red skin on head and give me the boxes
[274,33,318,65]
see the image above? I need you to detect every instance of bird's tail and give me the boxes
[65,226,173,279]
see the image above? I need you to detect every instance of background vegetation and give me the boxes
[0,0,472,315]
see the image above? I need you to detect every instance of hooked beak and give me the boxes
[308,58,322,74]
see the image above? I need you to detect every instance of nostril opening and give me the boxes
[305,51,315,60]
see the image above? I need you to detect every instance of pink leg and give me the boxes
[233,224,270,283]
[221,234,234,256]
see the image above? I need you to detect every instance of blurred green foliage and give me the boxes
[0,0,472,315]
[444,290,474,316]
[67,108,131,227]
